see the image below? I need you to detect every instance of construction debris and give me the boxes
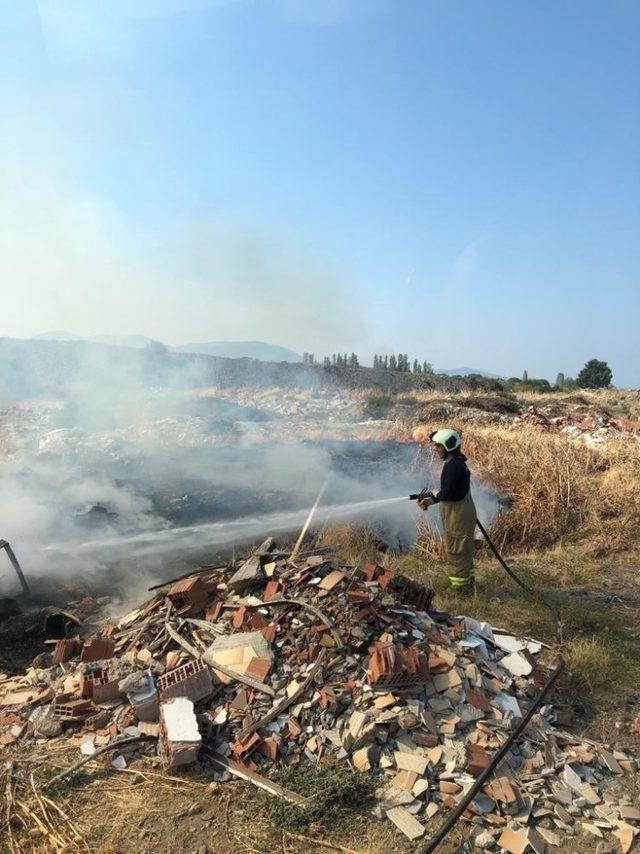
[512,405,638,445]
[0,538,637,851]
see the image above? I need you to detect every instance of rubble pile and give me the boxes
[1,540,638,851]
[512,406,637,445]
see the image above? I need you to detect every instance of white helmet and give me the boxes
[430,428,461,452]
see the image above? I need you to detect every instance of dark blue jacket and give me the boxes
[433,452,470,502]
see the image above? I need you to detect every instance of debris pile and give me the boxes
[1,538,638,851]
[512,406,637,445]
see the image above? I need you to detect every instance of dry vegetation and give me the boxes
[413,423,640,554]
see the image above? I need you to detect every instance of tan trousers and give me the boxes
[439,491,477,588]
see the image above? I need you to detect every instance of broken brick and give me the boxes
[52,639,82,665]
[466,744,491,777]
[80,637,115,663]
[157,659,214,703]
[167,576,209,615]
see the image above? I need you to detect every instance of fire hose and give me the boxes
[408,493,563,644]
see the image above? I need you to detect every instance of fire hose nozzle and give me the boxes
[409,492,425,501]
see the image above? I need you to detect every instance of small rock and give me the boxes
[474,829,495,849]
[595,843,615,854]
[31,652,53,669]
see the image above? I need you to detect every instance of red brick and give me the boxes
[261,624,278,643]
[80,667,121,702]
[53,697,94,721]
[259,736,278,761]
[465,689,492,713]
[52,639,82,665]
[245,657,271,683]
[80,637,115,663]
[346,590,370,604]
[367,643,429,688]
[263,580,283,602]
[84,709,113,731]
[388,574,434,612]
[232,605,246,629]
[376,570,396,590]
[232,731,261,756]
[466,744,491,778]
[363,562,381,581]
[248,612,268,630]
[206,601,223,622]
[167,576,209,615]
[157,659,214,703]
[100,625,118,638]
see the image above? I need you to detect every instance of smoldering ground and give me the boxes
[0,346,501,609]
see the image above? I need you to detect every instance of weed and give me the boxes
[262,764,378,831]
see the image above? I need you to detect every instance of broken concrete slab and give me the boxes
[385,806,426,840]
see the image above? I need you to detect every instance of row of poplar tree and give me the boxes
[302,352,434,373]
[373,354,433,373]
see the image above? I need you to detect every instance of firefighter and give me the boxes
[418,429,477,593]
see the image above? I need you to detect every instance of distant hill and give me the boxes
[4,337,467,400]
[34,330,84,341]
[34,331,163,350]
[175,341,302,363]
[436,366,503,379]
[32,332,301,364]
[92,334,164,349]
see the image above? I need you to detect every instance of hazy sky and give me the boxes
[2,1,639,384]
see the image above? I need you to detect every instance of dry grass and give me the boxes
[412,423,640,554]
[314,523,387,565]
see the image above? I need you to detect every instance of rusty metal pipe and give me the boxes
[0,539,31,597]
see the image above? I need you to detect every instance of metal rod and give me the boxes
[0,540,31,597]
[288,479,328,565]
[422,658,564,853]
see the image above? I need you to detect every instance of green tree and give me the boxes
[389,355,397,371]
[423,361,433,374]
[383,355,389,370]
[522,370,529,382]
[412,359,419,373]
[555,372,565,389]
[577,359,612,389]
[323,356,331,367]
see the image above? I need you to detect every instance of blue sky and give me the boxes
[2,1,639,385]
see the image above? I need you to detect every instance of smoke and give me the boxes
[0,344,502,603]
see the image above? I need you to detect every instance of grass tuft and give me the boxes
[262,764,378,832]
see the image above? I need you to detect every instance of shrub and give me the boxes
[263,764,378,831]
